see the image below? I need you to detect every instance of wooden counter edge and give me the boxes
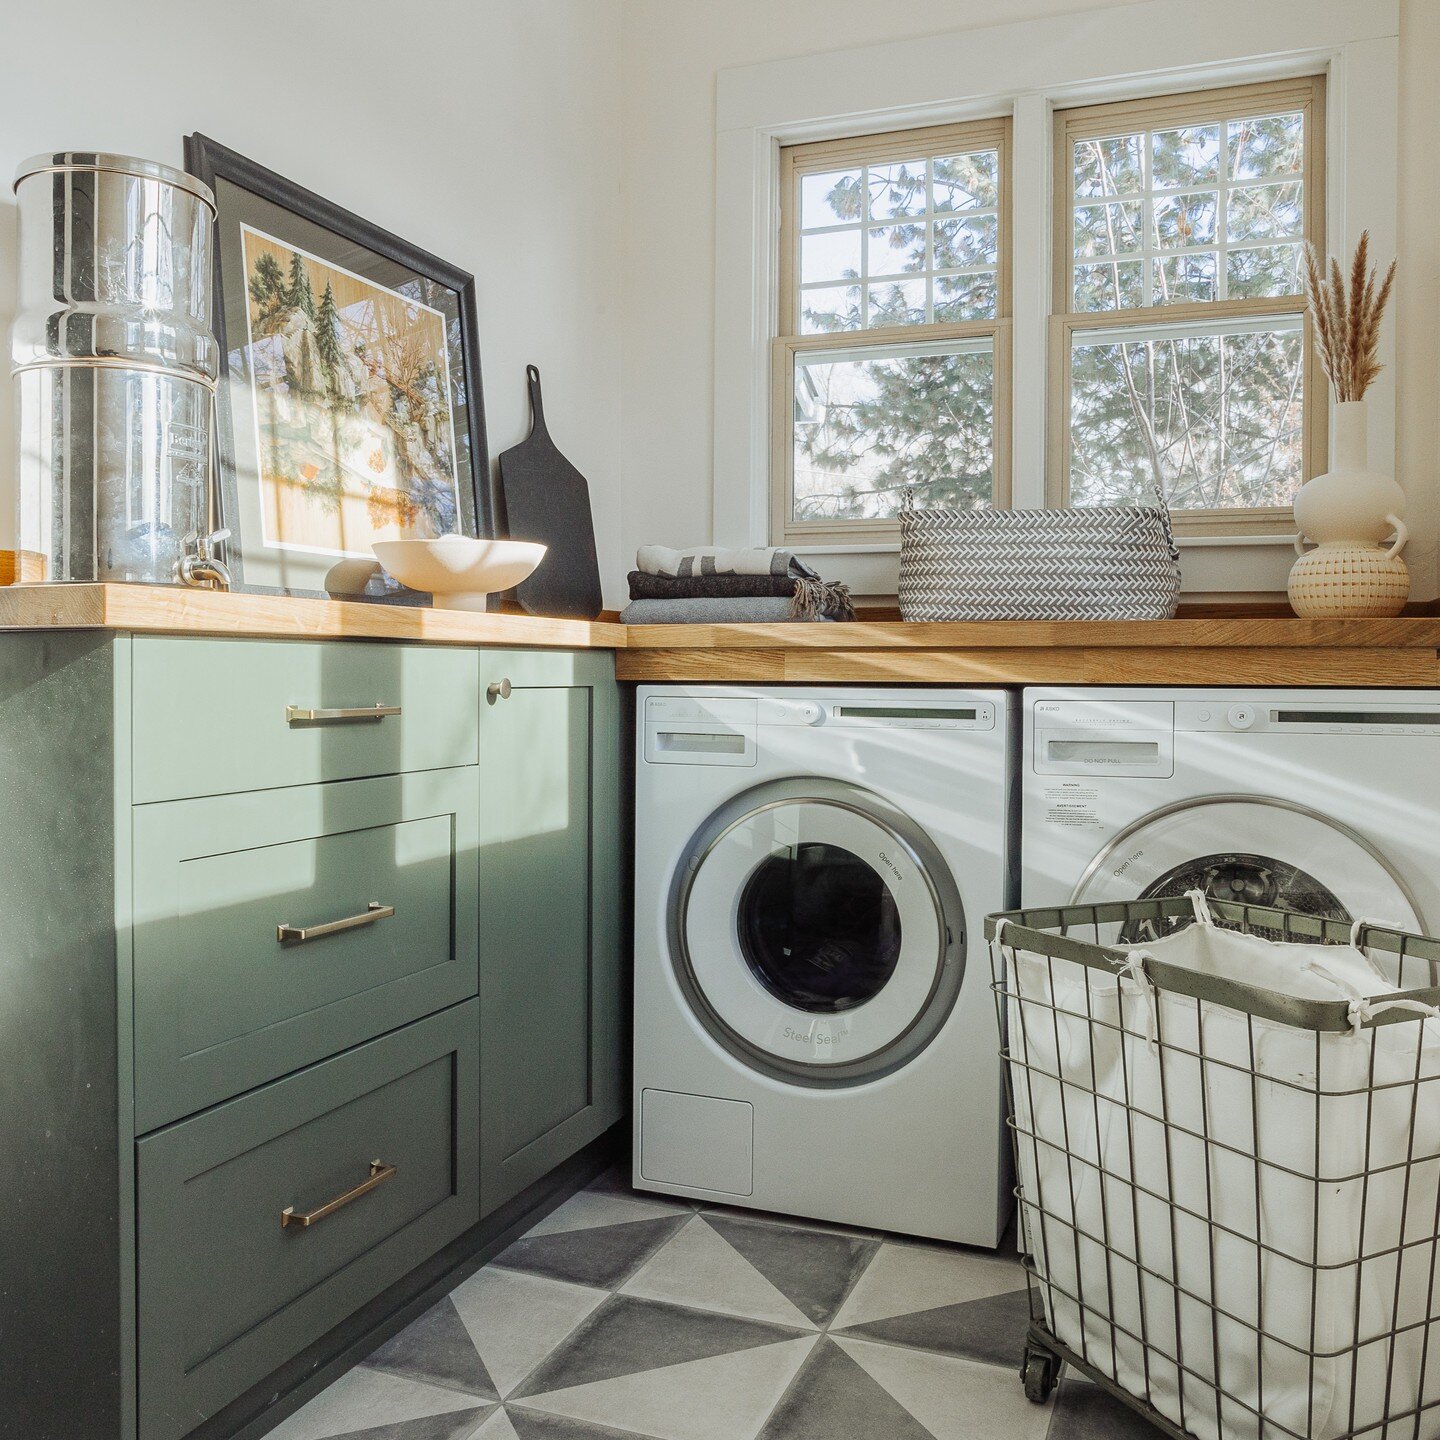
[622,617,1440,650]
[0,583,628,650]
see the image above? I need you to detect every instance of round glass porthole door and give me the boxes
[670,777,966,1087]
[1071,796,1422,940]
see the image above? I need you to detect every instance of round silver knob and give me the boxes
[487,678,513,703]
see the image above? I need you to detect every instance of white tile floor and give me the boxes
[268,1166,1156,1439]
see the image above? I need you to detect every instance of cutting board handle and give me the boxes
[525,364,547,437]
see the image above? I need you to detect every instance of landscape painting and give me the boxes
[239,224,462,557]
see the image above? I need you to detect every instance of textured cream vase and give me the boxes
[1288,401,1410,617]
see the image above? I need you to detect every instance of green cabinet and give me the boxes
[137,1003,479,1440]
[475,649,625,1215]
[132,769,480,1131]
[2,631,624,1440]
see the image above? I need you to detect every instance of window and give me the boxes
[774,120,1012,546]
[1050,77,1326,535]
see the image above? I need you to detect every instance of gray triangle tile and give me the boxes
[512,1293,809,1398]
[494,1214,689,1290]
[756,1336,935,1440]
[834,1287,1032,1366]
[367,1297,499,1398]
[702,1214,878,1327]
[1047,1377,1159,1439]
[504,1406,655,1439]
[327,1407,495,1440]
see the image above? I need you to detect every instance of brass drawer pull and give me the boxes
[277,901,395,945]
[285,703,402,726]
[281,1159,397,1230]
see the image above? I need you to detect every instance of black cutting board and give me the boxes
[497,365,603,620]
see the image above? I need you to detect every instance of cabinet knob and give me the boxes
[487,678,513,703]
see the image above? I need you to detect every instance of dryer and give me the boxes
[633,685,1017,1247]
[1022,687,1439,932]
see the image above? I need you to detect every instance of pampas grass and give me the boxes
[1302,231,1396,402]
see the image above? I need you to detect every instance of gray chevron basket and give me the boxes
[898,497,1181,621]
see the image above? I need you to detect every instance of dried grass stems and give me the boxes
[1302,231,1397,403]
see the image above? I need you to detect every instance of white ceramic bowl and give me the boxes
[372,536,547,612]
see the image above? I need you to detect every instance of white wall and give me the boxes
[0,0,627,603]
[618,0,1440,603]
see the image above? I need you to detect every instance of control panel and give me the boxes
[1033,699,1175,778]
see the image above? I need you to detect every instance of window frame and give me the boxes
[773,117,1014,548]
[1046,75,1328,537]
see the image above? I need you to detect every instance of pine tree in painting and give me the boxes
[285,251,316,319]
[248,251,286,315]
[315,281,343,388]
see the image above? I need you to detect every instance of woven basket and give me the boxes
[898,499,1181,621]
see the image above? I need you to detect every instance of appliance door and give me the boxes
[1071,795,1422,937]
[670,777,966,1087]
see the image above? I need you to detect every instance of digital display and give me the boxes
[1271,711,1440,727]
[834,706,977,720]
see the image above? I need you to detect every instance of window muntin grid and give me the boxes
[796,147,1002,334]
[1068,108,1308,312]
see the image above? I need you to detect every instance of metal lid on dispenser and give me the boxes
[14,151,216,211]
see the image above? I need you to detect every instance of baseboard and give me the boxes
[202,1125,625,1440]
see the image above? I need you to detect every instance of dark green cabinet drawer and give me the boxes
[476,650,624,1216]
[132,637,479,802]
[136,1002,479,1440]
[133,770,478,1132]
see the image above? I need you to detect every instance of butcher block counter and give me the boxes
[618,616,1440,686]
[1,584,1438,685]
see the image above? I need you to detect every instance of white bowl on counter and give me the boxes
[372,535,547,612]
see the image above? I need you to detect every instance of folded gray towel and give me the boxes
[619,597,833,624]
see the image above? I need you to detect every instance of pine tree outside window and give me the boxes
[1050,77,1326,536]
[774,119,1012,547]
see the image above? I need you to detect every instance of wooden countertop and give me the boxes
[0,583,626,650]
[617,616,1440,686]
[2,584,1437,685]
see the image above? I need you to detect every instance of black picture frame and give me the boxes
[184,133,492,601]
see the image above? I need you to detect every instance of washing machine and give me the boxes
[1022,687,1439,932]
[632,685,1017,1247]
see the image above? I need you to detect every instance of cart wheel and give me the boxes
[1021,1344,1061,1404]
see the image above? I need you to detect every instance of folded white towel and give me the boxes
[636,545,817,579]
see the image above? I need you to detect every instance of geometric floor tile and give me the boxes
[512,1294,809,1396]
[267,1367,495,1440]
[835,1336,1052,1440]
[834,1285,1034,1368]
[283,1163,1058,1440]
[831,1238,1025,1333]
[366,1297,500,1398]
[527,1190,692,1238]
[500,1410,652,1440]
[701,1214,878,1328]
[1046,1377,1161,1439]
[619,1215,816,1329]
[493,1213,690,1291]
[756,1337,933,1440]
[327,1415,494,1440]
[516,1333,818,1440]
[448,1268,607,1397]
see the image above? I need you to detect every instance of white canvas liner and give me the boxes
[994,894,1440,1440]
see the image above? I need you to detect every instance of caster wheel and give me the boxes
[1021,1344,1061,1404]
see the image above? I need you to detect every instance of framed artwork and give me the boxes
[184,134,491,599]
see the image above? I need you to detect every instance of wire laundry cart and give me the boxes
[986,896,1440,1440]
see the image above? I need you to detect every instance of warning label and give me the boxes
[1043,784,1103,830]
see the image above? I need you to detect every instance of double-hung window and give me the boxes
[1052,77,1326,535]
[772,76,1324,545]
[774,120,1012,547]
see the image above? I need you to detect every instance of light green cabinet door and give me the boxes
[476,650,623,1215]
[132,769,480,1131]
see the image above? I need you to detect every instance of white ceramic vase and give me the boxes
[1288,400,1409,618]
